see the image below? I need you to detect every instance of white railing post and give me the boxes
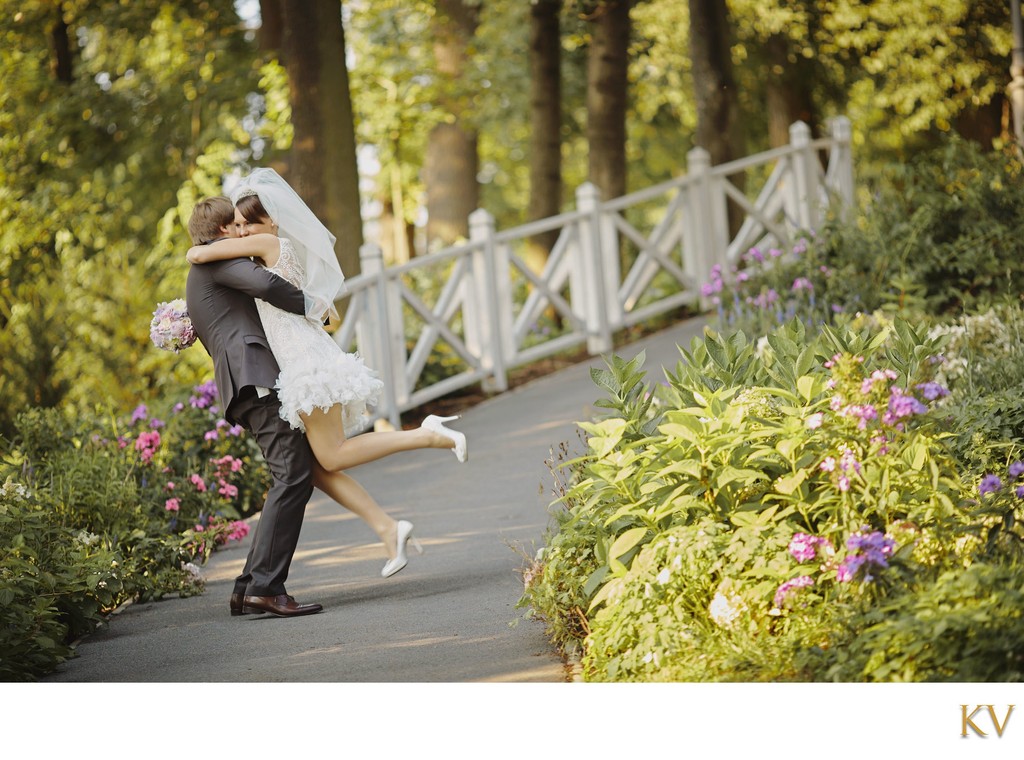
[683,147,728,306]
[828,116,855,220]
[574,183,614,354]
[468,209,509,392]
[789,120,820,233]
[357,242,406,428]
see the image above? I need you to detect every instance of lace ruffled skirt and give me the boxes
[257,301,383,435]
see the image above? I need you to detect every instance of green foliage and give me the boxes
[0,480,121,681]
[825,563,1024,682]
[0,0,260,439]
[926,304,1024,468]
[0,380,266,680]
[519,315,1024,681]
[711,140,1024,339]
[817,140,1024,317]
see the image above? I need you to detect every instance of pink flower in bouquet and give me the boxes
[150,298,197,353]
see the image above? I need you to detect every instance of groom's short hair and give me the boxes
[188,196,234,245]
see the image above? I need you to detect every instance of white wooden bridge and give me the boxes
[332,118,855,428]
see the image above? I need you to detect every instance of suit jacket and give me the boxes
[185,257,306,425]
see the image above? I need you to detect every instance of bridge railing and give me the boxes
[332,117,855,428]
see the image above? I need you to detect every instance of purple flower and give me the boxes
[791,277,814,292]
[839,448,861,474]
[979,474,1002,495]
[190,380,219,410]
[1009,461,1024,478]
[915,382,949,401]
[131,404,148,424]
[886,387,928,421]
[1016,485,1024,498]
[204,430,219,441]
[150,418,165,429]
[837,530,895,583]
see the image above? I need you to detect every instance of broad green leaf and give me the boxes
[609,526,649,561]
[774,471,806,495]
[797,375,816,403]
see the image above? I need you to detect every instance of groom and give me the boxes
[185,196,322,618]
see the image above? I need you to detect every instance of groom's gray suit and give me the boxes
[186,255,315,600]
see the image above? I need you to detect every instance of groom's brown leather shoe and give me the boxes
[242,594,323,617]
[230,593,248,617]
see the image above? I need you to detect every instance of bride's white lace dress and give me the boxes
[257,237,383,435]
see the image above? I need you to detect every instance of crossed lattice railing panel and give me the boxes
[338,118,854,427]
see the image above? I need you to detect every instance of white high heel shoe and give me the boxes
[381,520,424,578]
[421,414,468,463]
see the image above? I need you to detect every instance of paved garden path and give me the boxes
[44,316,707,683]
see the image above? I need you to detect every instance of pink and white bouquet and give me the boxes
[150,298,197,353]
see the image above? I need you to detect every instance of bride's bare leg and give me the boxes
[310,461,402,559]
[301,404,454,472]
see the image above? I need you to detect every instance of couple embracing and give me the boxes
[184,168,467,618]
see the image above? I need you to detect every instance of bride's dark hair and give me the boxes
[236,193,272,225]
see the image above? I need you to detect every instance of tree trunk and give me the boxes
[689,0,744,232]
[956,95,1004,148]
[258,0,284,56]
[526,0,563,276]
[280,0,363,281]
[51,3,73,83]
[586,0,630,203]
[424,0,480,249]
[689,0,742,165]
[764,34,817,147]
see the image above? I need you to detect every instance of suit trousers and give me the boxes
[230,388,315,597]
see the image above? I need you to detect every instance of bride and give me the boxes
[186,168,466,578]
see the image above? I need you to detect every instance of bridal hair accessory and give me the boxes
[150,298,197,353]
[229,168,345,323]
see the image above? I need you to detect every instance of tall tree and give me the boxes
[764,33,818,146]
[526,0,563,274]
[280,0,363,278]
[258,0,283,53]
[585,0,631,202]
[688,0,743,166]
[424,0,481,248]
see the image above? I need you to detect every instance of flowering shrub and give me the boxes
[0,379,270,681]
[704,239,845,337]
[521,316,1024,681]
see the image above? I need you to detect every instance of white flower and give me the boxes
[75,530,100,547]
[655,567,671,584]
[708,590,746,628]
[181,562,203,580]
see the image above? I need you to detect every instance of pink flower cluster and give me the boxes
[774,575,814,608]
[788,532,834,563]
[135,431,161,464]
[819,447,861,492]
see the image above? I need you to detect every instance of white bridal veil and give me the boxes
[230,168,345,323]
